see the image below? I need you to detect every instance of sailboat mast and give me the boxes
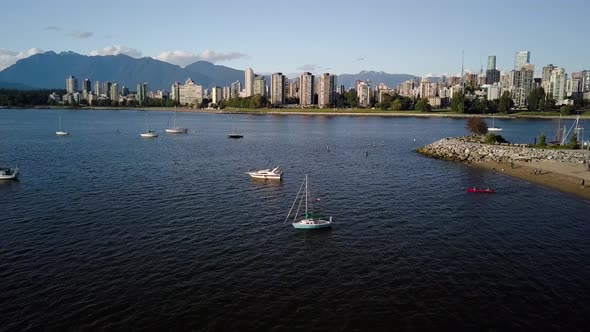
[305,174,308,216]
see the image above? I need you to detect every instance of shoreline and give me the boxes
[473,161,590,201]
[1,106,588,119]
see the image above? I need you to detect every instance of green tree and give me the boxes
[560,105,574,116]
[466,117,488,135]
[391,99,403,110]
[527,87,545,111]
[498,91,514,113]
[538,132,547,147]
[569,133,579,149]
[485,133,509,144]
[415,98,431,112]
[468,98,486,114]
[345,90,358,108]
[450,92,465,113]
[541,94,556,111]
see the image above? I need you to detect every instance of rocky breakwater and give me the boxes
[417,137,590,164]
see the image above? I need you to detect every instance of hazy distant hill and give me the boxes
[184,61,244,87]
[0,81,35,90]
[337,71,419,89]
[0,52,422,91]
[0,52,230,90]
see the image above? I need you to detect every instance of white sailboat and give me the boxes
[140,113,158,138]
[55,116,69,136]
[488,113,502,132]
[285,174,333,229]
[165,110,188,133]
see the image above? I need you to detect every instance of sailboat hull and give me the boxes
[488,128,503,132]
[166,128,188,133]
[292,218,332,229]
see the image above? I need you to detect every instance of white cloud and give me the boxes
[70,31,93,39]
[154,49,246,67]
[297,64,319,72]
[90,45,142,58]
[0,48,43,71]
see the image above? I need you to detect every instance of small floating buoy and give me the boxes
[413,139,416,142]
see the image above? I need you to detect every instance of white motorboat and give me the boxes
[0,166,19,180]
[56,116,69,136]
[284,174,333,229]
[166,111,188,133]
[247,166,283,180]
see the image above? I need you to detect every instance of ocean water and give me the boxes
[0,109,588,331]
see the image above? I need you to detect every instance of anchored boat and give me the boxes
[0,166,19,180]
[285,174,333,229]
[247,166,283,180]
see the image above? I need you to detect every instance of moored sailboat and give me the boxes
[284,174,333,229]
[488,114,502,132]
[56,115,69,136]
[165,110,188,133]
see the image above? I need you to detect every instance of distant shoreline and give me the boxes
[2,106,589,119]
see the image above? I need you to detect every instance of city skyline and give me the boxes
[1,0,589,76]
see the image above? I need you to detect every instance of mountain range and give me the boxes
[0,51,419,91]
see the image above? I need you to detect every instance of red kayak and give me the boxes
[467,188,496,194]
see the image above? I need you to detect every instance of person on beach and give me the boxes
[510,162,514,169]
[582,179,585,189]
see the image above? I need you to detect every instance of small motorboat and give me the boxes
[0,166,19,180]
[227,133,243,139]
[467,187,496,194]
[247,166,283,180]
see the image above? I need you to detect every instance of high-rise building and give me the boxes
[82,78,91,94]
[357,81,371,107]
[66,75,78,93]
[582,70,590,93]
[271,73,286,106]
[137,83,148,104]
[121,86,129,96]
[299,72,315,106]
[245,67,254,97]
[514,51,530,70]
[94,81,102,96]
[485,55,500,84]
[104,81,112,98]
[211,86,222,104]
[253,76,266,97]
[230,81,241,99]
[487,56,496,71]
[541,64,557,92]
[178,78,203,106]
[566,74,582,97]
[548,68,567,102]
[171,82,180,102]
[486,69,500,84]
[509,64,534,107]
[419,77,437,98]
[318,73,337,108]
[222,86,231,101]
[110,83,119,101]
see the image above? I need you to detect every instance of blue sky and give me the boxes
[1,0,588,76]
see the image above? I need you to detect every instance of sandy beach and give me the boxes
[474,160,590,200]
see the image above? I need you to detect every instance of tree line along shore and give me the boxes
[1,88,590,118]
